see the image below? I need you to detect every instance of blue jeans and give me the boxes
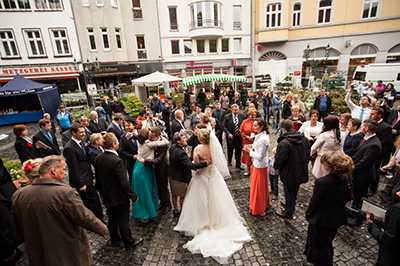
[263,105,271,123]
[273,108,280,128]
[283,183,300,215]
[269,174,279,196]
[105,113,112,124]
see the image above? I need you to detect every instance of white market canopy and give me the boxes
[131,71,182,87]
[183,74,247,86]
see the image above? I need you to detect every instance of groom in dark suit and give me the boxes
[222,104,244,169]
[107,113,124,140]
[349,119,382,226]
[33,119,60,157]
[89,110,108,133]
[63,123,103,221]
[119,117,138,182]
[95,133,142,249]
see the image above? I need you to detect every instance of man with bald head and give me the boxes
[171,109,186,143]
[89,110,108,133]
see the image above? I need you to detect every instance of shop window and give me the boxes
[23,29,46,57]
[233,5,241,29]
[169,6,178,30]
[362,0,379,19]
[132,0,142,19]
[209,39,217,53]
[221,38,229,53]
[292,3,301,27]
[115,28,122,49]
[0,30,20,58]
[87,28,96,51]
[317,0,332,24]
[50,28,71,56]
[136,35,146,59]
[265,2,282,28]
[34,0,62,10]
[101,28,109,50]
[197,39,204,54]
[0,0,31,10]
[171,40,179,55]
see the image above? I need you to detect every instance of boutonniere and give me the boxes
[26,142,32,147]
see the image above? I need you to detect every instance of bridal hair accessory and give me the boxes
[24,161,34,173]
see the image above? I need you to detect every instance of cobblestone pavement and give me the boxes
[1,122,380,265]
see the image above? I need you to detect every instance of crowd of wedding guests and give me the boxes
[1,83,400,265]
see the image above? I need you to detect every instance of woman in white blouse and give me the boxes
[244,118,270,216]
[299,110,323,167]
[310,116,346,183]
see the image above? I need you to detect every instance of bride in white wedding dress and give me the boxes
[174,127,251,264]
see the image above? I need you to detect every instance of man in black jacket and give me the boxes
[275,119,310,219]
[169,132,211,216]
[349,119,382,226]
[63,123,103,221]
[223,104,245,169]
[101,95,113,123]
[95,133,142,249]
[162,101,172,139]
[107,113,124,140]
[170,110,185,143]
[112,96,125,114]
[118,117,138,182]
[89,111,108,134]
[313,89,332,121]
[33,119,61,157]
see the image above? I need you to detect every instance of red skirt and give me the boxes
[249,165,270,216]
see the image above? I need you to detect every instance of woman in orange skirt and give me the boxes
[244,118,270,216]
[240,108,256,175]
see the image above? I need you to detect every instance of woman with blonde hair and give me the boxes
[305,151,353,265]
[87,133,104,166]
[239,108,256,175]
[21,158,43,184]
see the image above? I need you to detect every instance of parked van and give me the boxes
[353,63,400,92]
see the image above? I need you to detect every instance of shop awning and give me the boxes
[182,74,247,86]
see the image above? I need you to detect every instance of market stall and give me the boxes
[0,74,61,125]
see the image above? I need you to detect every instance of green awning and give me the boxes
[182,74,247,86]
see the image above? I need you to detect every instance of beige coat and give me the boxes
[11,178,107,266]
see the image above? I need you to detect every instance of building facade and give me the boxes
[157,0,252,93]
[0,0,82,93]
[255,0,400,86]
[69,0,162,97]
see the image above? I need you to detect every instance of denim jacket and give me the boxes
[272,96,282,110]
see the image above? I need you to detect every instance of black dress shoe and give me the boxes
[126,238,143,249]
[162,205,171,215]
[236,165,244,170]
[173,210,181,217]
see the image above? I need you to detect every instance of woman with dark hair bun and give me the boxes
[343,118,363,157]
[305,151,353,265]
[310,116,346,183]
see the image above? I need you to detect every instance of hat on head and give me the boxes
[125,117,137,125]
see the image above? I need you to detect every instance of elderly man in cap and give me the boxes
[119,117,139,182]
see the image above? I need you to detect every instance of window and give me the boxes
[184,40,192,54]
[110,0,117,7]
[81,0,89,6]
[189,1,222,29]
[265,3,282,28]
[0,30,19,58]
[87,28,96,50]
[197,40,204,53]
[136,35,146,59]
[115,28,122,49]
[23,29,45,57]
[96,0,103,6]
[168,6,178,30]
[233,5,241,29]
[234,38,241,52]
[171,40,179,55]
[209,39,217,53]
[101,28,109,50]
[132,0,142,19]
[50,29,70,56]
[362,0,379,19]
[34,0,62,10]
[317,0,332,24]
[0,0,31,10]
[222,38,229,52]
[292,3,301,27]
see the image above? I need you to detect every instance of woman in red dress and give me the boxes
[240,108,256,175]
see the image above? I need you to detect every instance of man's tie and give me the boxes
[359,139,366,146]
[391,112,400,128]
[79,141,86,155]
[45,131,53,144]
[359,108,364,121]
[234,115,239,136]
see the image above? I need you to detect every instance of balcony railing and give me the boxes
[137,50,147,59]
[233,22,241,29]
[189,19,223,30]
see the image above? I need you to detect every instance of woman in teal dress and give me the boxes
[132,129,169,223]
